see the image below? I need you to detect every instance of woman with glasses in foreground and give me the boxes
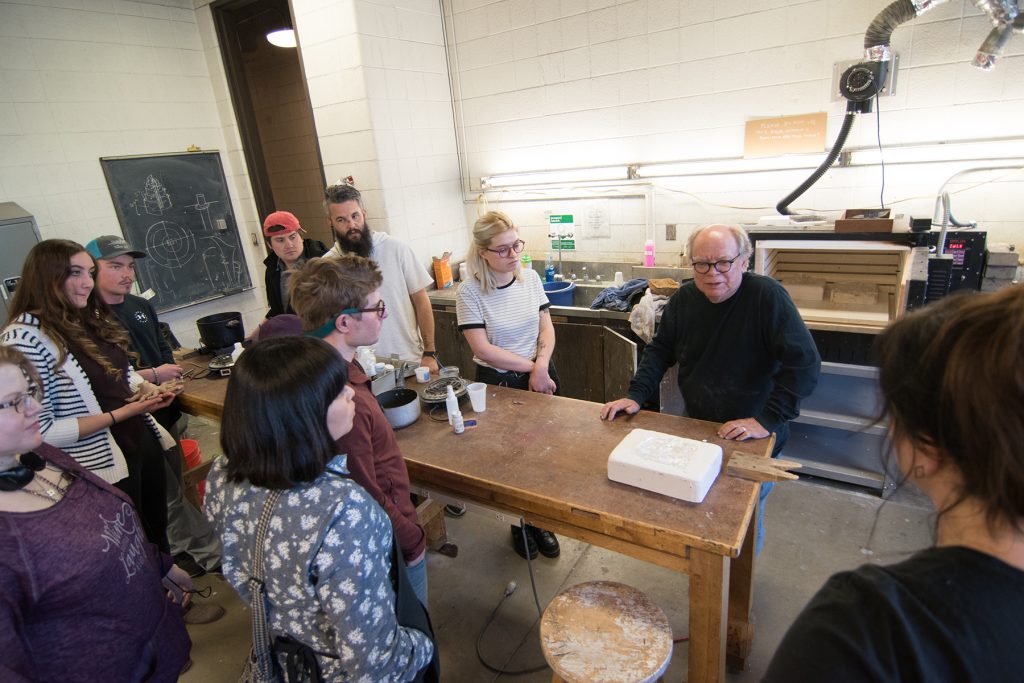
[0,345,191,680]
[764,285,1024,681]
[206,336,437,681]
[455,210,561,560]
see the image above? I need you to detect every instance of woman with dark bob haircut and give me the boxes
[764,285,1024,682]
[205,336,437,681]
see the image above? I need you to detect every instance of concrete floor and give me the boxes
[179,417,934,682]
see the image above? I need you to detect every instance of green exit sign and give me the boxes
[549,214,574,224]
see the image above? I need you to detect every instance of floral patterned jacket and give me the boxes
[206,454,433,681]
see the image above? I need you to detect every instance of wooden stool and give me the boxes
[540,581,673,683]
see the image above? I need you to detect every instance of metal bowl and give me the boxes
[377,387,421,429]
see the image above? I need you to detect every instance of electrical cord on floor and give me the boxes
[474,518,549,675]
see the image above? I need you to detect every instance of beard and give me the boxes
[335,226,373,258]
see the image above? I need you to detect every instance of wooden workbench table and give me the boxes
[179,377,766,682]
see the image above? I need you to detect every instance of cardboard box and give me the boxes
[432,252,453,289]
[835,208,894,233]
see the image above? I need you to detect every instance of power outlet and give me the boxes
[665,223,677,241]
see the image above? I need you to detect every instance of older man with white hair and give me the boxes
[601,224,820,553]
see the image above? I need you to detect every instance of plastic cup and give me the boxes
[440,366,460,378]
[467,382,487,413]
[415,366,430,383]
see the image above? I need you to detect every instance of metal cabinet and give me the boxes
[0,203,42,323]
[432,306,637,403]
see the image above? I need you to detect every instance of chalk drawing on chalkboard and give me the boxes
[146,220,196,269]
[132,175,173,216]
[187,193,219,231]
[101,151,252,312]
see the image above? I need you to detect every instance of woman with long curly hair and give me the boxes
[1,239,178,550]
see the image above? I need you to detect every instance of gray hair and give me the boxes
[686,224,752,261]
[323,182,364,214]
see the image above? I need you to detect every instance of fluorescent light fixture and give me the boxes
[481,165,629,188]
[266,28,297,48]
[635,154,828,178]
[845,139,1024,165]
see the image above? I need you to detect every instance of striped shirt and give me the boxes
[456,268,550,370]
[2,314,172,484]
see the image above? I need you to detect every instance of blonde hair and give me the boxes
[467,210,521,295]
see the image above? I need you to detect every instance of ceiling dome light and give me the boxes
[266,28,296,48]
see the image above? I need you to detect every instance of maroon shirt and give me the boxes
[335,361,425,562]
[0,443,190,681]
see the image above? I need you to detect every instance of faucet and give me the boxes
[396,360,417,389]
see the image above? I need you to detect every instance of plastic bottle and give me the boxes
[644,239,656,267]
[452,410,465,434]
[445,385,458,425]
[544,253,555,283]
[521,253,532,271]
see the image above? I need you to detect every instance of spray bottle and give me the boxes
[644,239,656,267]
[445,385,459,425]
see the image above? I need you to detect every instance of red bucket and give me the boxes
[181,439,205,506]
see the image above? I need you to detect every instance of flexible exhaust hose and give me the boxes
[776,104,857,216]
[865,0,925,50]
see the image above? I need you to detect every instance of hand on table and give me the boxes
[529,366,557,394]
[600,398,640,421]
[420,354,440,375]
[717,418,769,441]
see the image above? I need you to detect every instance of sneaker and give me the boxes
[174,552,206,578]
[510,525,538,560]
[183,602,226,625]
[528,526,560,558]
[444,503,467,518]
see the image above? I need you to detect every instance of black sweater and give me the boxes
[110,294,180,430]
[627,273,820,452]
[263,237,328,317]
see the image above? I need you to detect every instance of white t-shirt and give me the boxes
[455,268,551,370]
[326,232,432,362]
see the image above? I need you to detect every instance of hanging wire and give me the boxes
[875,91,886,210]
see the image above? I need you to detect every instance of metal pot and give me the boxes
[196,312,244,351]
[377,388,421,429]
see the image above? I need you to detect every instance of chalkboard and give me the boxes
[100,152,252,313]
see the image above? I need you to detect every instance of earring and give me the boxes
[913,465,925,478]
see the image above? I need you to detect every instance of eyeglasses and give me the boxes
[341,300,387,320]
[307,301,387,339]
[0,387,42,414]
[691,254,744,275]
[484,239,526,258]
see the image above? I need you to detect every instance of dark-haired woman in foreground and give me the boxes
[205,336,435,681]
[763,285,1024,682]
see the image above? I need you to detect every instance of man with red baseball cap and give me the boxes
[260,210,328,322]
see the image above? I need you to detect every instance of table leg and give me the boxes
[727,501,757,671]
[688,548,729,683]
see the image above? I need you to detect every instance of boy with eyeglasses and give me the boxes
[601,225,820,554]
[288,255,429,605]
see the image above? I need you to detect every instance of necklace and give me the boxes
[22,467,74,503]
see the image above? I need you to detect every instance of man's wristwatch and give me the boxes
[423,351,438,359]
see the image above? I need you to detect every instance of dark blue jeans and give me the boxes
[474,362,561,395]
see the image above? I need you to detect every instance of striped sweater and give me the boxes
[2,313,173,484]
